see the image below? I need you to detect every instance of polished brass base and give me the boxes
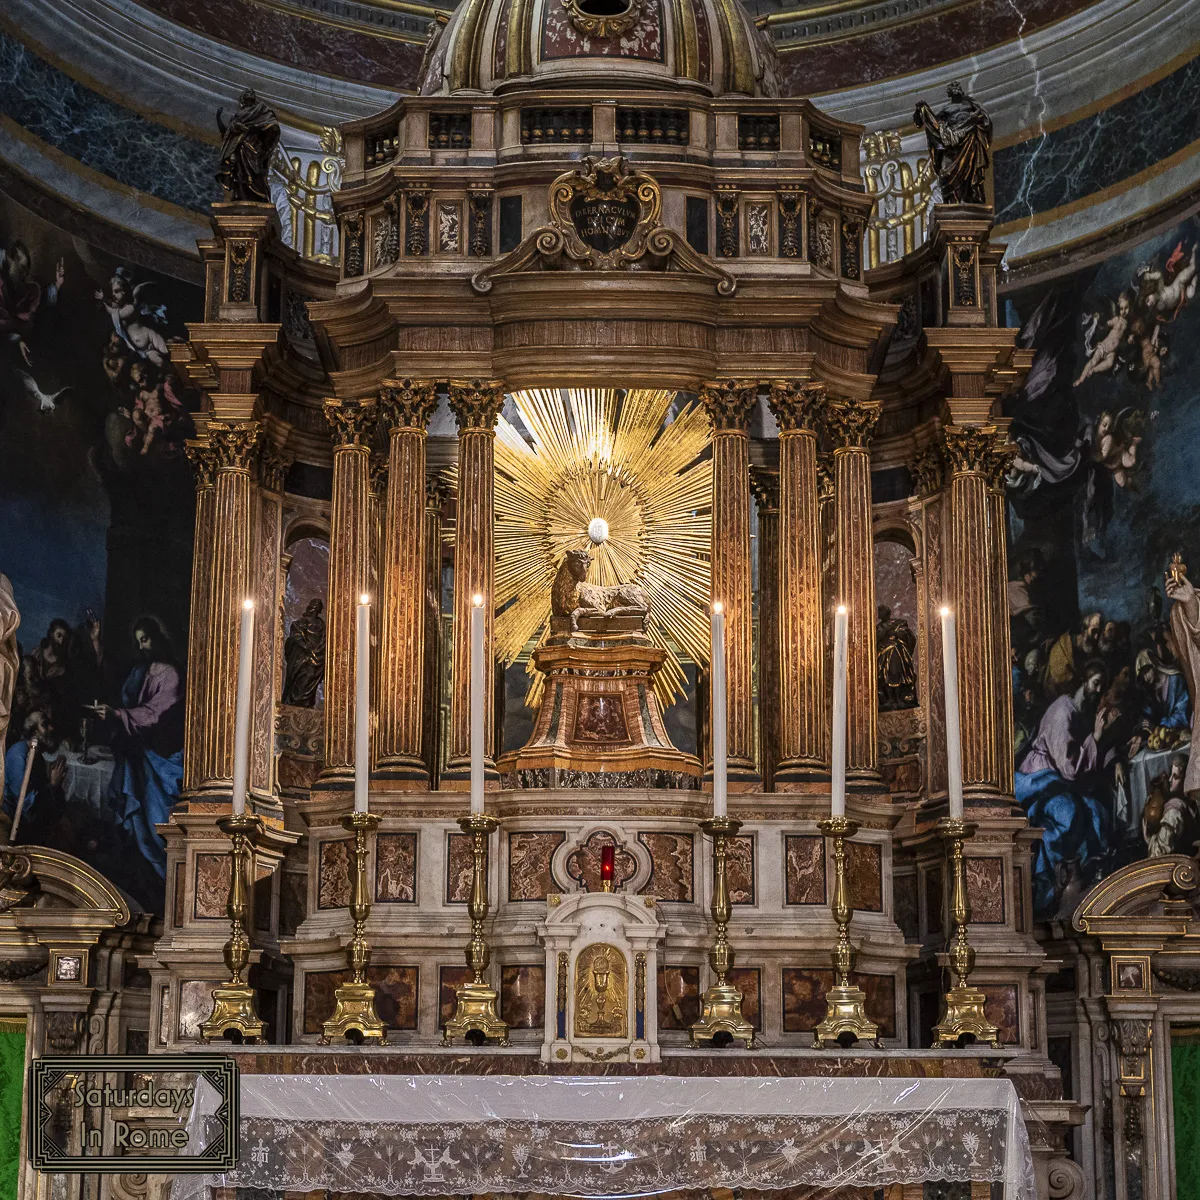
[690,982,755,1048]
[321,980,388,1045]
[199,981,264,1043]
[813,983,877,1049]
[442,981,510,1046]
[934,985,999,1048]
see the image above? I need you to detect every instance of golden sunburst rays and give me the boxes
[493,387,712,707]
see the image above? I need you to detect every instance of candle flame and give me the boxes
[712,601,723,614]
[359,593,370,605]
[242,599,254,611]
[472,593,484,608]
[836,604,847,615]
[939,606,951,617]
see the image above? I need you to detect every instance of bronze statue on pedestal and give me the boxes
[913,82,992,205]
[216,90,281,203]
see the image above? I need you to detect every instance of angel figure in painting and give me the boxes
[95,269,170,366]
[1137,241,1197,318]
[1074,294,1131,386]
[913,82,992,205]
[1091,409,1144,489]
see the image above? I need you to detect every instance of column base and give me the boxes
[703,756,760,792]
[372,755,431,790]
[773,759,829,790]
[312,766,355,792]
[847,768,883,793]
[440,756,500,790]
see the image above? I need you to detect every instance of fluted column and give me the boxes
[198,421,261,795]
[376,380,438,785]
[320,398,377,787]
[768,381,827,787]
[182,443,218,795]
[423,473,448,786]
[444,380,505,786]
[750,470,780,792]
[827,399,882,784]
[988,447,1017,795]
[700,380,759,785]
[943,424,1013,798]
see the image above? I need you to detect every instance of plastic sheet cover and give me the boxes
[180,1073,1037,1200]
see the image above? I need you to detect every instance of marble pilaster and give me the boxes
[444,380,505,787]
[700,380,759,787]
[768,381,827,788]
[182,442,217,796]
[826,399,882,785]
[320,398,377,788]
[750,469,780,792]
[423,474,448,787]
[376,380,438,786]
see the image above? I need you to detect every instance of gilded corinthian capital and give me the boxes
[825,400,881,449]
[208,421,262,471]
[448,379,505,430]
[700,380,759,430]
[909,442,946,498]
[258,440,293,492]
[380,378,438,430]
[750,468,779,512]
[324,397,379,446]
[942,424,1011,476]
[185,440,219,489]
[768,380,826,432]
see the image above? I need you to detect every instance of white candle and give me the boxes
[354,594,371,814]
[711,602,727,820]
[831,604,848,819]
[231,599,254,816]
[470,594,486,815]
[940,606,964,820]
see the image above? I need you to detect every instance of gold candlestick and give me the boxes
[321,811,388,1045]
[933,817,999,1047]
[200,813,266,1043]
[814,816,878,1048]
[691,816,755,1048]
[444,814,509,1046]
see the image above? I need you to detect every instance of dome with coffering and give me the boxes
[418,0,783,98]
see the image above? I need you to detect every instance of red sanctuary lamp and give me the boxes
[600,845,615,892]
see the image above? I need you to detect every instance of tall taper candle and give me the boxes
[711,602,727,819]
[831,604,848,819]
[354,594,371,814]
[470,594,486,815]
[940,606,964,819]
[231,599,254,816]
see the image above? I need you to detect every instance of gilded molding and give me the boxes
[943,424,1006,475]
[825,400,881,450]
[208,421,262,472]
[768,380,825,433]
[449,379,505,431]
[324,397,379,446]
[380,378,438,430]
[700,380,758,431]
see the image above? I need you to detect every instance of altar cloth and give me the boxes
[181,1073,1037,1200]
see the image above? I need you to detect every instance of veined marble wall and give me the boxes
[0,191,202,912]
[1004,210,1200,920]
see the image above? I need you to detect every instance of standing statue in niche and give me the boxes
[876,606,918,711]
[283,599,326,708]
[216,90,281,203]
[913,82,993,206]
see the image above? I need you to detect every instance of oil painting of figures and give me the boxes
[0,195,201,913]
[1006,214,1200,920]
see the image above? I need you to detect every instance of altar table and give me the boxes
[184,1072,1037,1200]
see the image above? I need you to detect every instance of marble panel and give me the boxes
[981,984,1020,1046]
[966,857,1006,924]
[279,871,307,937]
[134,0,416,88]
[501,965,546,1030]
[446,832,481,904]
[439,966,473,1029]
[508,831,566,901]
[177,979,213,1041]
[566,830,637,893]
[172,862,185,927]
[781,969,896,1038]
[657,965,700,1030]
[304,966,419,1033]
[318,839,352,909]
[784,835,825,904]
[0,30,216,214]
[846,841,883,912]
[573,693,629,742]
[926,864,944,938]
[541,0,663,61]
[727,967,761,1031]
[375,832,418,903]
[894,872,919,940]
[727,834,755,905]
[159,985,170,1045]
[194,853,231,919]
[994,54,1200,224]
[638,831,694,902]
